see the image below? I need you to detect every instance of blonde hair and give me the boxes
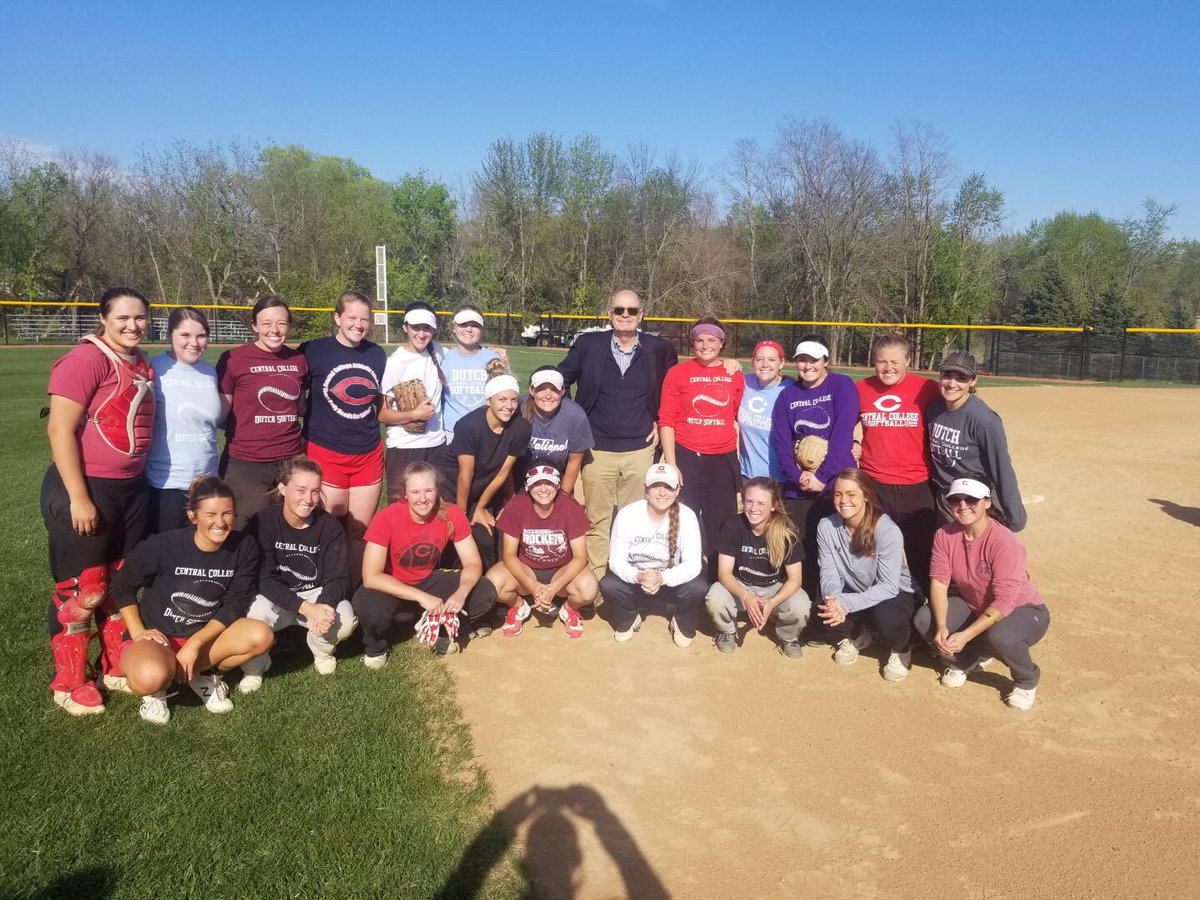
[742,477,798,570]
[402,461,454,539]
[831,468,882,557]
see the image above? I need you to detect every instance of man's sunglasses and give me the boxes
[610,306,641,316]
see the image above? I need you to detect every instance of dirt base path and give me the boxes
[449,385,1200,899]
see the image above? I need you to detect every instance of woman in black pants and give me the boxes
[814,469,920,682]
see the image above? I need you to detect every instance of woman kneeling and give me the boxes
[705,478,809,658]
[239,456,357,692]
[112,477,273,724]
[815,469,920,681]
[600,462,707,648]
[352,462,495,663]
[486,461,598,639]
[913,477,1050,710]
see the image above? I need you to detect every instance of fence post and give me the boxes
[1117,322,1128,382]
[2,306,7,345]
[1081,326,1091,379]
[965,316,972,357]
[993,330,1002,376]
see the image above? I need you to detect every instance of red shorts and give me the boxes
[305,440,384,490]
[117,633,190,666]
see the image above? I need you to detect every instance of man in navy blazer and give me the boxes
[558,289,679,577]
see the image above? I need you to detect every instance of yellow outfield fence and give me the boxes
[1,300,1198,383]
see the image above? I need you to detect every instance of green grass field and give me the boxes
[0,347,528,898]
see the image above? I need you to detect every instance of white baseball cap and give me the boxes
[947,478,991,500]
[644,462,681,490]
[793,340,829,360]
[525,464,562,489]
[453,309,484,327]
[404,308,437,329]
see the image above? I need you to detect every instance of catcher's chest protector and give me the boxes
[80,335,155,457]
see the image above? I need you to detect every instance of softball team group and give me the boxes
[40,287,1050,726]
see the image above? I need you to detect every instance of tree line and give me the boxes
[2,119,1198,349]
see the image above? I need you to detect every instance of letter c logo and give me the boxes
[874,394,902,413]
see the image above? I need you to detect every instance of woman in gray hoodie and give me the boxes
[815,469,919,682]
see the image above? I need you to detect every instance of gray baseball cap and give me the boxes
[940,350,978,379]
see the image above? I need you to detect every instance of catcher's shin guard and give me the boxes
[97,560,128,676]
[48,565,108,693]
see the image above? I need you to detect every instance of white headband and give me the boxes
[793,340,829,360]
[948,477,991,499]
[484,374,520,400]
[404,309,437,329]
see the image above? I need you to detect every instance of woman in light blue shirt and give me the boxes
[146,307,226,532]
[440,304,508,439]
[738,339,791,481]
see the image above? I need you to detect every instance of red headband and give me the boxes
[752,340,785,359]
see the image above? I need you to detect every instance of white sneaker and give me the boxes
[139,691,170,725]
[668,617,693,649]
[882,650,912,682]
[312,651,337,675]
[100,673,132,694]
[614,614,643,643]
[238,654,271,693]
[941,659,984,688]
[1005,686,1037,710]
[237,673,264,694]
[363,652,388,670]
[833,631,874,665]
[188,673,234,713]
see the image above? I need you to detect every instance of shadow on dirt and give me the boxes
[1149,498,1200,527]
[435,783,669,900]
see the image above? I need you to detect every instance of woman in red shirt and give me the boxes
[352,462,496,661]
[856,333,939,595]
[42,287,156,716]
[914,477,1050,710]
[659,316,745,576]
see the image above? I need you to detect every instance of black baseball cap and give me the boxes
[940,350,978,379]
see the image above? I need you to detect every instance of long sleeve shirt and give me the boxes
[247,505,349,612]
[927,394,1027,532]
[817,513,913,613]
[930,519,1043,616]
[658,358,744,454]
[111,528,260,637]
[607,499,703,587]
[771,372,860,498]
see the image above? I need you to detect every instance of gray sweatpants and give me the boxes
[913,597,1050,689]
[706,581,811,643]
[243,588,358,675]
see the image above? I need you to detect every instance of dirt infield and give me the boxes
[449,384,1200,899]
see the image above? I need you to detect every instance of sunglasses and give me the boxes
[948,495,983,507]
[610,306,641,316]
[940,371,973,383]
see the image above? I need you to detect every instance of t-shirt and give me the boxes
[111,528,260,637]
[738,374,791,480]
[857,374,938,485]
[523,397,595,475]
[301,336,387,455]
[716,515,806,588]
[930,519,1043,616]
[247,504,348,612]
[658,358,745,454]
[440,346,500,436]
[434,406,532,509]
[496,491,589,570]
[363,499,471,585]
[217,344,308,463]
[47,340,155,479]
[380,345,446,449]
[146,354,220,490]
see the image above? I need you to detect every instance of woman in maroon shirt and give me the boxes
[913,477,1050,710]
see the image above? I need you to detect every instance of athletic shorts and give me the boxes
[305,440,384,490]
[41,464,149,581]
[118,632,191,665]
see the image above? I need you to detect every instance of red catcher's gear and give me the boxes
[79,335,154,457]
[97,560,128,675]
[49,564,109,693]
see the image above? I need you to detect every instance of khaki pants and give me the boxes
[580,445,655,578]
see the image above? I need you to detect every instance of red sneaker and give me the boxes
[501,601,531,637]
[559,605,583,639]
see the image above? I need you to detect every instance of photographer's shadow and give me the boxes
[436,783,669,900]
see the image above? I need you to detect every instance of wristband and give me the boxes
[983,610,999,623]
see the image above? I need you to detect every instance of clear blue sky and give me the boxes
[3,0,1198,237]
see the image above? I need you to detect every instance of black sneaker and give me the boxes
[433,628,460,656]
[780,639,804,660]
[715,632,737,654]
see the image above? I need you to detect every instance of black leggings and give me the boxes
[149,487,189,534]
[870,480,935,598]
[40,465,148,583]
[351,572,496,655]
[815,590,919,653]
[675,448,740,576]
[599,572,708,638]
[784,494,834,602]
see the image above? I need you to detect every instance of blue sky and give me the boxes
[3,0,1198,237]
